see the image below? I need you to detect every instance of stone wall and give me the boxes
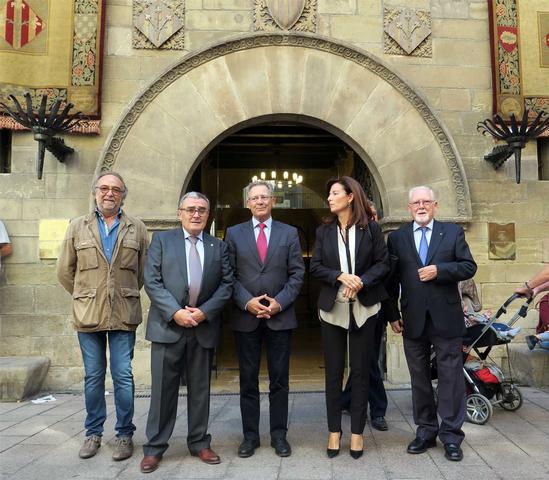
[0,0,547,390]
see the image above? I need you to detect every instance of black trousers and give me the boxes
[143,329,213,457]
[341,313,388,417]
[234,323,292,442]
[321,315,377,434]
[403,315,466,445]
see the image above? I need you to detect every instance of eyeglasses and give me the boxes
[96,185,125,196]
[248,195,272,203]
[409,200,436,208]
[179,207,209,216]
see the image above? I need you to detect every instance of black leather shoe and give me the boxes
[407,437,437,454]
[238,439,260,458]
[444,443,463,461]
[371,416,388,431]
[271,438,291,457]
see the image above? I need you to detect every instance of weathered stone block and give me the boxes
[507,344,549,387]
[0,314,71,337]
[0,286,34,314]
[105,4,131,26]
[0,356,50,401]
[186,10,251,30]
[433,38,489,67]
[0,174,45,199]
[318,0,356,14]
[34,285,72,315]
[432,19,489,40]
[431,0,468,19]
[203,0,252,8]
[331,15,382,43]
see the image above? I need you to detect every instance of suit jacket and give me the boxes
[225,219,305,332]
[144,228,233,349]
[310,220,390,312]
[384,220,477,339]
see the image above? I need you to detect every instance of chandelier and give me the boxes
[251,170,303,188]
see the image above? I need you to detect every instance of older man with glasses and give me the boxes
[384,186,477,462]
[140,192,233,473]
[57,171,149,461]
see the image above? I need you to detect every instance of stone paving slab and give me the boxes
[1,388,549,479]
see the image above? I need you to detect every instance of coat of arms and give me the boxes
[265,0,305,30]
[254,0,316,32]
[0,0,45,50]
[133,0,184,49]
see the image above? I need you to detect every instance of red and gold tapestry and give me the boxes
[489,0,549,121]
[0,0,105,133]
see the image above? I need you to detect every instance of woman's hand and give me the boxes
[342,286,357,300]
[337,273,363,291]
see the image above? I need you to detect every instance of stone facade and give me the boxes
[0,0,547,390]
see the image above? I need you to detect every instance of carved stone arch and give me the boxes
[99,33,472,223]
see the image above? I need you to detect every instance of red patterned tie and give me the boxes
[257,223,267,263]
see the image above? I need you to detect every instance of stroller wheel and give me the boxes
[500,384,523,411]
[466,393,493,425]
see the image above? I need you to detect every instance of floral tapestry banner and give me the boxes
[0,0,105,133]
[489,0,549,121]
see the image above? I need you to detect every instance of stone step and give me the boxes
[0,356,50,402]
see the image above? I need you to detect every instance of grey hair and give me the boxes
[179,191,210,209]
[245,180,274,198]
[408,185,436,201]
[92,171,127,205]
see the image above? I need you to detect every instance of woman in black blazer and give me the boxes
[310,176,389,459]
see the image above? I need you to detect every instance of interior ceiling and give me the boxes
[209,124,352,169]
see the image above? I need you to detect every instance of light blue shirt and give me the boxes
[182,228,204,281]
[413,219,434,253]
[95,208,121,264]
[252,216,272,244]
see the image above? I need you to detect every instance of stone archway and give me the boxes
[99,33,472,224]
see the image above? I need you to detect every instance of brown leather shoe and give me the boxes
[140,455,162,473]
[193,447,221,465]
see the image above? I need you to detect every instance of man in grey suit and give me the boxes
[140,192,233,474]
[225,180,305,458]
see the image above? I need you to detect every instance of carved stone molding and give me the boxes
[383,7,432,58]
[254,0,317,32]
[133,0,185,50]
[100,33,470,218]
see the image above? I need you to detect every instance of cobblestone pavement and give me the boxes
[1,388,549,480]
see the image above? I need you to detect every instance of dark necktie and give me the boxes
[188,236,202,307]
[257,223,267,263]
[418,227,428,266]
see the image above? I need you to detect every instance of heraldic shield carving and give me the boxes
[266,0,305,30]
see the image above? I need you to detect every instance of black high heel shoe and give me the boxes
[350,434,363,459]
[326,430,342,458]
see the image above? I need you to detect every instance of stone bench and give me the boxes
[0,356,50,402]
[507,344,549,387]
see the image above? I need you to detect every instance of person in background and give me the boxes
[0,220,12,286]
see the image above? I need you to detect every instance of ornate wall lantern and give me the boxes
[0,93,83,179]
[477,109,549,184]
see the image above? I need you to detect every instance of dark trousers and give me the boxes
[234,323,292,442]
[321,316,377,435]
[341,314,388,417]
[403,316,466,445]
[143,330,213,457]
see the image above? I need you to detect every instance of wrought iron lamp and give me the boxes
[477,108,549,184]
[0,93,82,179]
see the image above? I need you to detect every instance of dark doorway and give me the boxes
[188,121,381,390]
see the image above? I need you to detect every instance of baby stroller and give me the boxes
[432,293,533,425]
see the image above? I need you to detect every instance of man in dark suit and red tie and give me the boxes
[225,180,305,458]
[385,186,476,462]
[140,192,233,473]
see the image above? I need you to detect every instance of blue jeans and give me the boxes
[78,330,136,438]
[540,332,549,350]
